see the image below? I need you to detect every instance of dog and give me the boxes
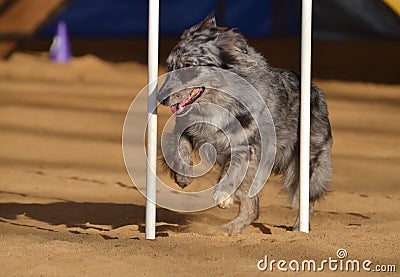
[157,14,333,235]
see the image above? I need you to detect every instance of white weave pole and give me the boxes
[145,0,159,240]
[299,0,312,233]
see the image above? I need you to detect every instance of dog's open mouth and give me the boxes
[171,86,205,114]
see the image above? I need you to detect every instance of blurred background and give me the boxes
[0,0,399,83]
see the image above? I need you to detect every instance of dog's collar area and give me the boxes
[171,87,205,114]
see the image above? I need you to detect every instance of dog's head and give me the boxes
[167,13,251,71]
[159,14,254,113]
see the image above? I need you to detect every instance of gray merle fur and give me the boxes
[158,14,333,235]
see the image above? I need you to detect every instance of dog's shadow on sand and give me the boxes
[0,201,195,235]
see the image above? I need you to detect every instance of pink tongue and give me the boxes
[170,99,188,113]
[170,87,202,113]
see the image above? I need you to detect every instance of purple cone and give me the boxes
[49,21,72,63]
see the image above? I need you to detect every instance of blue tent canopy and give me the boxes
[39,0,400,39]
[39,0,296,38]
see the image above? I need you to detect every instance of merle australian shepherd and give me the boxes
[157,14,332,235]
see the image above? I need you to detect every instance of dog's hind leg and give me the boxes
[292,199,315,232]
[291,148,332,231]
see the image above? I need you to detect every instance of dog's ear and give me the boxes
[200,12,217,28]
[196,13,217,30]
[181,13,217,39]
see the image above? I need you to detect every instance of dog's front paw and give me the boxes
[174,173,193,188]
[213,191,234,209]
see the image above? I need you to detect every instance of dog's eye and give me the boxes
[184,63,192,68]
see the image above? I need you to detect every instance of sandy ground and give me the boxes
[0,53,399,276]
